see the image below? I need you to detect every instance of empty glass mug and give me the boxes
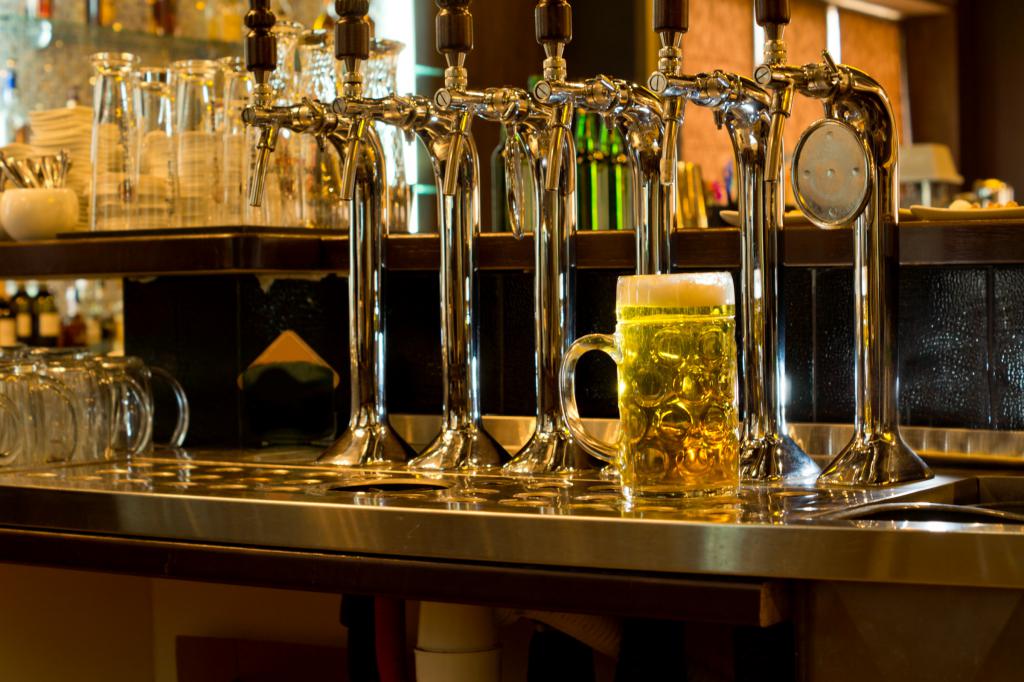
[32,348,110,462]
[0,358,78,465]
[560,273,740,500]
[99,356,189,454]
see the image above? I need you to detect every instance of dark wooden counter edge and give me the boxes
[1,220,1021,277]
[0,526,788,627]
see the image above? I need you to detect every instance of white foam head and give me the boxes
[616,272,735,309]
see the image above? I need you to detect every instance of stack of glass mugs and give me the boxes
[0,348,189,468]
[88,24,408,231]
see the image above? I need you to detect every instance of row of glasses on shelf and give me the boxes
[88,20,407,231]
[0,347,189,468]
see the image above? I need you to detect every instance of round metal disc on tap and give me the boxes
[791,119,872,229]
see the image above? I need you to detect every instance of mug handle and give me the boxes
[150,366,190,448]
[98,374,148,458]
[35,374,78,463]
[123,375,153,455]
[559,333,620,464]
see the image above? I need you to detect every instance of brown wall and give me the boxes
[679,0,756,191]
[904,12,959,164]
[957,0,1024,193]
[841,9,906,142]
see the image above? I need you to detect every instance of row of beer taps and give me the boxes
[241,0,933,487]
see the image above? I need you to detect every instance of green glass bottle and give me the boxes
[574,108,592,230]
[608,123,632,231]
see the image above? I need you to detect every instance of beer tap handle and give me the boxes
[534,1,573,191]
[535,0,572,57]
[653,0,687,73]
[435,0,474,197]
[652,0,689,185]
[243,0,277,206]
[755,0,790,30]
[334,0,369,202]
[245,0,276,100]
[436,0,472,83]
[654,0,689,34]
[335,0,370,87]
[753,0,793,178]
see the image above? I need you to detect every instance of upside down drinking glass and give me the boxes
[560,273,740,500]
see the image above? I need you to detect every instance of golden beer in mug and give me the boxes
[560,273,739,500]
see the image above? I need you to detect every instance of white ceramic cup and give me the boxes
[0,188,79,241]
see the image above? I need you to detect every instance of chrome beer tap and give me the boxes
[402,0,508,470]
[753,0,931,485]
[502,0,593,475]
[648,0,819,482]
[308,0,413,465]
[244,0,411,467]
[531,6,671,276]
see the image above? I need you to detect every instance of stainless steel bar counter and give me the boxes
[1,417,1024,626]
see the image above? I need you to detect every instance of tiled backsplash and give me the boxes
[126,264,1024,448]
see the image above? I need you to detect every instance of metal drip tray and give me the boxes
[0,451,952,523]
[820,475,1024,524]
[5,419,1024,588]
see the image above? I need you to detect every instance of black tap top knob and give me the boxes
[755,0,790,27]
[335,0,370,63]
[244,0,277,77]
[654,0,688,35]
[436,0,473,58]
[535,0,572,48]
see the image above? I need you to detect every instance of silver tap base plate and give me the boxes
[740,433,821,483]
[503,428,599,476]
[819,433,933,486]
[408,425,508,471]
[318,421,415,466]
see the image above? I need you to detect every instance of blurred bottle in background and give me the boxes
[10,283,33,345]
[34,283,60,348]
[0,296,16,348]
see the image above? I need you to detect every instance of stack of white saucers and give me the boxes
[29,106,93,227]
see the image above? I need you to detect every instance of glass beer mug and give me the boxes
[560,273,740,500]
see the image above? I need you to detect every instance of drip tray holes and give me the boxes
[327,479,451,494]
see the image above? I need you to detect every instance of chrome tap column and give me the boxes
[649,0,818,482]
[315,0,414,465]
[405,0,506,470]
[503,0,591,475]
[243,0,412,467]
[753,0,930,485]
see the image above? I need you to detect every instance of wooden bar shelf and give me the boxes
[0,220,1021,278]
